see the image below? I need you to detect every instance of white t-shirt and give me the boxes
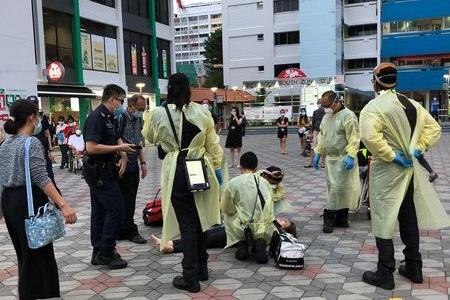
[68,135,85,152]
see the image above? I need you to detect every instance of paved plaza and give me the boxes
[1,133,450,300]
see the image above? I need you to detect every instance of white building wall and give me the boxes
[223,0,299,87]
[0,0,37,97]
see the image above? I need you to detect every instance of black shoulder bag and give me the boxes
[164,105,210,192]
[243,176,266,247]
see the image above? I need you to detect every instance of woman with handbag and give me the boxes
[0,99,77,300]
[142,73,225,293]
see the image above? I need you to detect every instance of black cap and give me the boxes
[26,95,39,104]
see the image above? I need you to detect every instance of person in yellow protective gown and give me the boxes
[360,63,450,290]
[313,91,360,234]
[221,152,275,264]
[142,73,224,293]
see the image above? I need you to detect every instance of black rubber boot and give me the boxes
[253,239,269,264]
[399,260,423,283]
[323,209,336,233]
[362,237,395,290]
[334,208,349,228]
[235,241,250,261]
[173,276,201,293]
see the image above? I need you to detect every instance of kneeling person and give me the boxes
[314,91,360,233]
[221,152,274,264]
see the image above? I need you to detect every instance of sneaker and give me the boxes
[172,276,200,293]
[93,253,128,269]
[129,234,147,244]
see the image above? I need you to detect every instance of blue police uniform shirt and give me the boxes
[83,104,120,162]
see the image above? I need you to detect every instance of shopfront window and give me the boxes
[156,0,170,25]
[80,19,118,73]
[124,30,152,76]
[43,9,74,67]
[383,16,450,34]
[157,39,172,79]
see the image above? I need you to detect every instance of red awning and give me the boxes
[277,68,307,79]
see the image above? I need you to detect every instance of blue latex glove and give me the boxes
[342,155,354,170]
[394,151,413,168]
[413,149,423,159]
[313,153,321,170]
[215,169,223,186]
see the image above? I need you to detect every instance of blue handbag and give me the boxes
[24,137,65,249]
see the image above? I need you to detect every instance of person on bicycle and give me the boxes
[360,63,449,290]
[313,91,360,234]
[67,129,84,169]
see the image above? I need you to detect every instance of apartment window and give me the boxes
[383,17,450,34]
[211,14,221,19]
[122,0,148,17]
[90,0,115,7]
[274,0,299,13]
[123,30,152,76]
[274,63,299,77]
[258,66,265,72]
[345,0,374,4]
[274,31,299,45]
[80,19,118,72]
[257,2,263,9]
[158,39,172,79]
[346,58,377,70]
[199,15,208,20]
[43,9,74,68]
[155,0,169,24]
[257,34,264,41]
[346,24,377,37]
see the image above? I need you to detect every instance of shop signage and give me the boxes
[142,46,148,75]
[81,32,92,69]
[91,34,106,71]
[0,89,5,111]
[47,61,65,82]
[6,95,15,107]
[277,68,307,80]
[105,37,118,72]
[0,111,9,121]
[162,50,168,79]
[131,44,138,75]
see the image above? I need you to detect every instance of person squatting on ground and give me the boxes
[83,84,136,270]
[116,94,148,244]
[142,73,224,293]
[359,63,450,290]
[225,106,244,167]
[221,152,275,264]
[313,91,360,234]
[0,99,77,300]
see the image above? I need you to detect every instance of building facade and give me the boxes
[0,0,174,126]
[174,1,222,68]
[381,0,450,110]
[222,0,300,87]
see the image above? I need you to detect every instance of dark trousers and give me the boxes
[90,180,124,257]
[171,156,208,283]
[59,144,69,168]
[1,187,60,300]
[377,176,421,273]
[118,168,140,239]
[417,154,434,174]
[173,225,226,253]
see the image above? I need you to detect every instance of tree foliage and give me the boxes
[203,29,224,88]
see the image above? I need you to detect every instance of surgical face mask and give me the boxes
[134,111,144,118]
[115,105,125,117]
[33,120,42,135]
[75,130,82,136]
[202,104,209,110]
[324,108,334,114]
[58,121,64,125]
[300,111,306,116]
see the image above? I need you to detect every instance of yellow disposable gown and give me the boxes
[142,103,224,249]
[221,174,275,248]
[360,89,450,239]
[314,108,360,210]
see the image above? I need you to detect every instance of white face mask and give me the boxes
[75,130,82,136]
[324,108,334,114]
[300,112,306,116]
[33,120,42,135]
[202,104,209,110]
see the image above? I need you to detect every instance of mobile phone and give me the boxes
[132,145,143,150]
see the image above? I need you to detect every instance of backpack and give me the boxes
[143,189,162,226]
[269,223,306,269]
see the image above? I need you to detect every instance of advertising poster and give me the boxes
[243,107,264,120]
[91,34,106,71]
[131,44,138,75]
[81,32,92,69]
[142,46,148,75]
[105,37,118,72]
[264,106,293,121]
[0,89,5,111]
[162,50,168,79]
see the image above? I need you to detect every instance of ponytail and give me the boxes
[3,99,38,135]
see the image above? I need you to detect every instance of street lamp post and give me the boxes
[211,87,218,115]
[232,86,237,103]
[136,83,146,93]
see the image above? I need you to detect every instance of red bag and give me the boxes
[143,189,163,226]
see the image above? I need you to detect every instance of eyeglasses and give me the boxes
[113,97,125,105]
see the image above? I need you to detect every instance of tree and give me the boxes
[203,29,224,88]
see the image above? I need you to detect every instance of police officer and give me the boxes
[83,84,135,269]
